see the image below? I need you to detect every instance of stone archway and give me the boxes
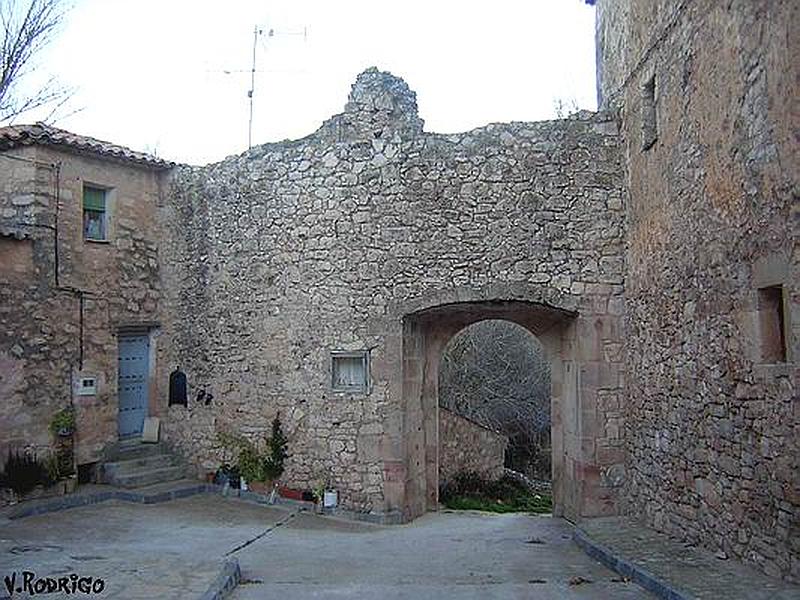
[400,298,586,520]
[437,319,551,485]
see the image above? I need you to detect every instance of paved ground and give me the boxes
[0,496,286,599]
[0,495,653,599]
[232,508,654,599]
[579,517,800,600]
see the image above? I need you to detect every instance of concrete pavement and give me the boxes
[576,517,800,600]
[1,494,654,599]
[231,509,654,599]
[0,496,288,599]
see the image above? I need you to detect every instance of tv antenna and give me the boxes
[247,24,307,149]
[248,26,271,149]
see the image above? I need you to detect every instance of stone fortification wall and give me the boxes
[159,68,626,517]
[438,408,507,484]
[597,0,798,581]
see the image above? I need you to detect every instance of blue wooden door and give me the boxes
[118,334,150,438]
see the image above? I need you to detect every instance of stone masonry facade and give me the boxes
[0,0,795,584]
[159,69,626,523]
[0,139,169,466]
[598,0,798,582]
[438,407,507,484]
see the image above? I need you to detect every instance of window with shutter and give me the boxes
[83,185,108,241]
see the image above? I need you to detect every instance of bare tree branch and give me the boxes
[0,0,72,123]
[439,320,552,479]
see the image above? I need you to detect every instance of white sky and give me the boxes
[19,0,597,165]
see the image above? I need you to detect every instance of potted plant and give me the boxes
[311,471,338,513]
[312,481,325,513]
[216,414,289,497]
[213,464,228,486]
[261,414,289,487]
[238,440,266,493]
[45,450,76,495]
[49,408,76,438]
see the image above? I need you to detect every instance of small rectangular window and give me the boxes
[757,286,787,363]
[642,75,657,150]
[331,350,369,393]
[83,185,108,241]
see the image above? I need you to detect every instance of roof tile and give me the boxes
[0,123,174,169]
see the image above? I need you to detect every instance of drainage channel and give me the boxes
[225,509,301,556]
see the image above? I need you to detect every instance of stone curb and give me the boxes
[3,484,212,520]
[199,559,241,600]
[3,483,405,525]
[573,528,690,600]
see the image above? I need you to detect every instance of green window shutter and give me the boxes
[83,187,106,211]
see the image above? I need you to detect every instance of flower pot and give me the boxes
[278,486,304,501]
[63,476,77,494]
[57,427,74,438]
[323,490,338,508]
[248,480,272,495]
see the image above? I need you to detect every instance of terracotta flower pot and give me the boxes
[248,480,273,495]
[278,486,304,501]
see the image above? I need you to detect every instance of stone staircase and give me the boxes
[101,440,186,488]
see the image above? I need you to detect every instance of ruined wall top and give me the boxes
[317,67,424,143]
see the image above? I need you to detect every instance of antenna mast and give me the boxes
[247,25,262,149]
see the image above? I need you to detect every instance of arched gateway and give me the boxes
[384,284,619,522]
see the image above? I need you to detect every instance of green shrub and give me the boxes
[217,432,264,482]
[48,408,75,436]
[439,470,552,514]
[263,414,289,481]
[1,450,53,497]
[216,413,289,483]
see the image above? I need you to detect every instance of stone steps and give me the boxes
[105,440,168,461]
[101,441,186,489]
[103,454,176,478]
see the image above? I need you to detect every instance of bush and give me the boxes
[1,450,53,497]
[439,470,552,514]
[48,407,76,436]
[263,414,288,481]
[217,413,289,483]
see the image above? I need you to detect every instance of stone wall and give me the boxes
[438,407,507,483]
[0,145,168,465]
[159,68,627,520]
[597,0,799,582]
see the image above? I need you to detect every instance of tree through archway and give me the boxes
[439,319,551,481]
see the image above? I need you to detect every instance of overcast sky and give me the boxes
[20,0,597,165]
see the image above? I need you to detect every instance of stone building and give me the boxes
[597,0,798,582]
[0,124,172,465]
[0,0,796,583]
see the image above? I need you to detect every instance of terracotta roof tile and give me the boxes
[0,123,174,169]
